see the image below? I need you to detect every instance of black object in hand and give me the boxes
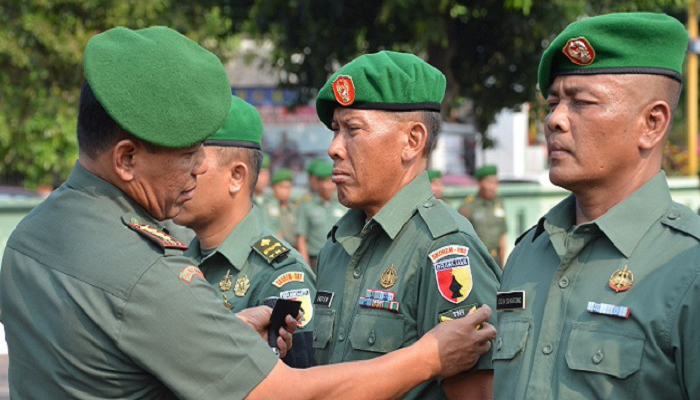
[264,297,302,355]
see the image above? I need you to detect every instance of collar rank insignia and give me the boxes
[219,269,233,292]
[562,36,595,65]
[609,265,634,292]
[128,221,188,249]
[332,75,355,106]
[253,235,290,263]
[234,275,250,297]
[179,265,204,284]
[380,264,398,289]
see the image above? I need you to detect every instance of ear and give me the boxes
[401,120,428,163]
[229,161,249,196]
[113,139,140,182]
[639,100,671,151]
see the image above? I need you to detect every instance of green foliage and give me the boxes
[0,0,231,187]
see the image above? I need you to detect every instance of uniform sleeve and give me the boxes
[672,270,700,398]
[296,203,310,236]
[117,256,278,400]
[416,231,501,372]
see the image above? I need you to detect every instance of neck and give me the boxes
[573,168,657,225]
[195,196,252,249]
[362,162,425,219]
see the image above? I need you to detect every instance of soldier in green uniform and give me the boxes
[253,153,272,206]
[313,51,500,400]
[458,165,507,267]
[267,167,298,246]
[0,24,502,400]
[295,161,346,268]
[427,169,443,199]
[493,13,700,400]
[173,96,317,367]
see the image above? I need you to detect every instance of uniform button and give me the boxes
[558,276,570,288]
[353,269,361,279]
[368,330,376,345]
[542,344,553,355]
[338,328,345,342]
[668,209,680,220]
[496,337,503,351]
[313,330,317,341]
[592,349,604,364]
[423,202,433,208]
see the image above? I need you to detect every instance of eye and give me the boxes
[546,100,559,111]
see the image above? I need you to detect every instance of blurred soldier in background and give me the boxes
[267,167,298,246]
[295,160,346,269]
[427,169,443,199]
[459,165,507,267]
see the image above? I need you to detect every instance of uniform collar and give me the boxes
[331,171,433,250]
[213,205,265,270]
[535,171,672,258]
[66,161,163,228]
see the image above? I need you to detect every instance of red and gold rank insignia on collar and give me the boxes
[179,265,204,283]
[128,221,188,249]
[562,36,595,65]
[332,75,355,106]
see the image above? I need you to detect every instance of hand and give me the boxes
[421,305,496,379]
[236,306,300,358]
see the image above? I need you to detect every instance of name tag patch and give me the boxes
[587,301,631,319]
[497,291,526,310]
[358,289,400,313]
[314,291,334,307]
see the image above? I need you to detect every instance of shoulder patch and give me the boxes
[252,235,291,264]
[125,218,188,249]
[272,271,305,287]
[661,205,700,241]
[418,200,459,239]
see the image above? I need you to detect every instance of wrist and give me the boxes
[412,333,441,380]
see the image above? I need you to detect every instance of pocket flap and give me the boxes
[349,311,405,354]
[565,326,644,379]
[492,319,530,361]
[312,308,335,349]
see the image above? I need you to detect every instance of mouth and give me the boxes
[331,168,351,184]
[547,141,571,159]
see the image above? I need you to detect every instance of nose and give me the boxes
[328,131,346,161]
[192,148,208,176]
[545,103,570,135]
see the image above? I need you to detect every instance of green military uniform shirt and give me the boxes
[0,163,278,399]
[493,172,700,400]
[314,172,501,400]
[263,199,298,247]
[187,205,315,330]
[295,195,346,257]
[459,195,507,262]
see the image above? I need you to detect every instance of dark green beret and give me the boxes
[316,51,446,129]
[205,95,262,149]
[474,165,498,180]
[538,13,688,97]
[306,157,326,175]
[262,153,271,169]
[312,160,333,179]
[427,169,442,180]
[271,168,293,184]
[84,26,231,148]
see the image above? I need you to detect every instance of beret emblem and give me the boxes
[562,36,595,65]
[332,75,355,106]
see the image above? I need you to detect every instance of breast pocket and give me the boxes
[312,308,335,363]
[349,310,405,355]
[492,317,531,400]
[559,322,645,400]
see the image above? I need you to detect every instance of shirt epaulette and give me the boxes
[251,235,292,267]
[661,205,700,242]
[417,199,459,239]
[122,215,188,251]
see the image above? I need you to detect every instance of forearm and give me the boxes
[249,339,437,400]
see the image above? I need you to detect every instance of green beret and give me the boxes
[306,157,326,175]
[84,26,231,148]
[538,13,688,97]
[205,95,262,149]
[271,168,293,184]
[316,51,446,128]
[474,165,498,180]
[312,160,333,179]
[262,153,271,169]
[427,169,442,180]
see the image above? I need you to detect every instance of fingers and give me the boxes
[277,326,293,358]
[465,305,491,327]
[476,322,497,341]
[284,314,299,335]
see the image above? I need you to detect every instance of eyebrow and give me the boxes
[548,84,594,97]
